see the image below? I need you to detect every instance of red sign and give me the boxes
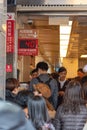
[6,13,15,53]
[18,29,38,56]
[18,39,38,56]
[6,64,12,72]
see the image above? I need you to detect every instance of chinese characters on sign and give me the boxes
[18,29,38,56]
[6,13,15,53]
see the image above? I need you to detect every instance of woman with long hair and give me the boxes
[28,95,55,130]
[53,80,87,130]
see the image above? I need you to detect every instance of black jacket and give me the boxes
[57,79,70,106]
[6,89,16,103]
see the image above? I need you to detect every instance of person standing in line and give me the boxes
[28,95,55,130]
[6,78,19,103]
[82,82,87,130]
[29,61,58,110]
[74,68,85,83]
[57,66,70,107]
[53,80,87,130]
[29,68,38,81]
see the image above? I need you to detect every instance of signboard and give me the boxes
[18,29,38,56]
[6,64,12,72]
[6,13,15,53]
[18,39,38,55]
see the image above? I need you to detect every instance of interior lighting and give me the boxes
[80,55,87,58]
[69,21,72,26]
[60,21,72,58]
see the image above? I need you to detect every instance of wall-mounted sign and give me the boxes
[18,39,38,56]
[18,29,38,56]
[6,13,15,53]
[6,64,12,72]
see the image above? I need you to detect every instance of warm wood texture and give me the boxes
[17,14,87,68]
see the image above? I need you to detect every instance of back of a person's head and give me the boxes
[28,96,49,129]
[58,66,67,73]
[0,100,35,130]
[77,68,84,73]
[64,80,82,103]
[15,90,34,109]
[6,78,19,91]
[63,80,83,114]
[36,61,49,71]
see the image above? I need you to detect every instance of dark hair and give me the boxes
[58,66,67,73]
[15,90,34,109]
[6,78,19,91]
[82,82,87,101]
[51,72,59,80]
[62,80,83,114]
[77,68,84,73]
[28,96,49,129]
[31,69,38,75]
[36,61,49,71]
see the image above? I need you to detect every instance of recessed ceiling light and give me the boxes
[80,55,87,58]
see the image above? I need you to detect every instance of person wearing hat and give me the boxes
[29,61,58,110]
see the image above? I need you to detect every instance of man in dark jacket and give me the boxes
[29,61,58,110]
[57,66,70,107]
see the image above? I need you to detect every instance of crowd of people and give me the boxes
[3,61,87,130]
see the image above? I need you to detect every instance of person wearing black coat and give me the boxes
[57,67,70,107]
[6,78,19,103]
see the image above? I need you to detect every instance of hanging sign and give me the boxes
[6,13,15,53]
[18,29,38,56]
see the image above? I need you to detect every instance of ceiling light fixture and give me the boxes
[80,55,87,58]
[60,21,72,58]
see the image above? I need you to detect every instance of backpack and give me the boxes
[35,77,54,110]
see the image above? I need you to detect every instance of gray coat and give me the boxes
[53,105,87,130]
[29,74,58,110]
[0,101,35,130]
